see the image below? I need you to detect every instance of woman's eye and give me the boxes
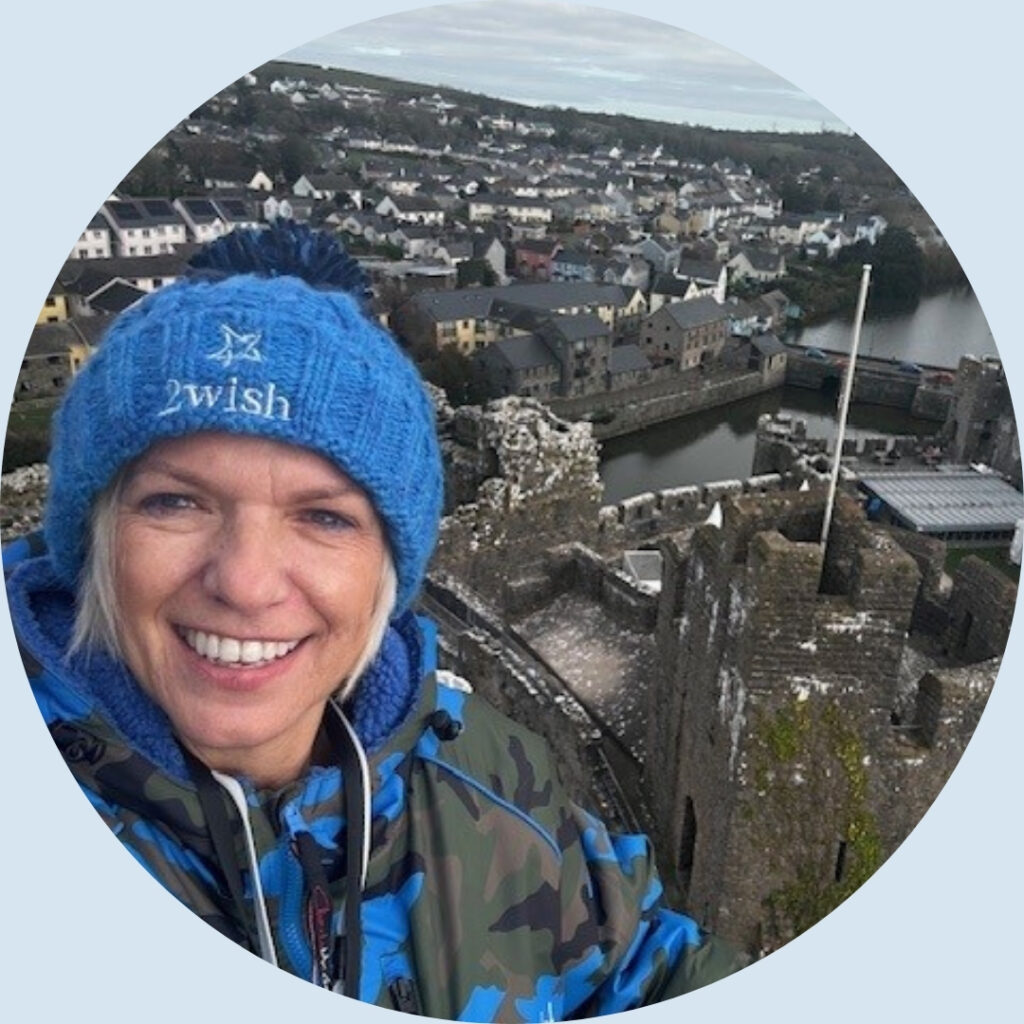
[137,492,200,515]
[302,509,356,531]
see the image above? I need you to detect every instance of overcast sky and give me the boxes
[281,1,849,134]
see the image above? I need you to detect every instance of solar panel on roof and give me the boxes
[110,202,142,221]
[218,199,247,217]
[187,199,216,217]
[141,199,173,217]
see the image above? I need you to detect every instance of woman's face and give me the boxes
[113,433,388,788]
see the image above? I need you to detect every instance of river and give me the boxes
[599,289,997,504]
[789,287,995,365]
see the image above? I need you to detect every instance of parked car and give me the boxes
[898,361,923,375]
[804,347,828,360]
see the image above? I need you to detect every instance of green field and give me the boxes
[945,545,1020,584]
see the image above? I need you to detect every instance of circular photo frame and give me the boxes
[1,2,1018,1022]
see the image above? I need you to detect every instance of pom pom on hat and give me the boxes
[44,223,443,614]
[189,219,372,301]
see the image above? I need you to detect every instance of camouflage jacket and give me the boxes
[5,538,740,1019]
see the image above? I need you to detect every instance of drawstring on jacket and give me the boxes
[185,702,371,1000]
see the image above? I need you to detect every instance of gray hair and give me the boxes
[69,474,399,699]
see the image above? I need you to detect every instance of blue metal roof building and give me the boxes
[859,469,1024,542]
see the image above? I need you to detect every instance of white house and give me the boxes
[263,194,313,223]
[292,173,361,206]
[467,194,554,225]
[381,176,423,198]
[340,212,388,245]
[173,197,260,244]
[727,248,787,283]
[248,169,275,192]
[854,214,888,245]
[69,213,113,260]
[389,225,439,260]
[803,227,849,259]
[101,197,187,257]
[173,197,225,244]
[375,194,445,227]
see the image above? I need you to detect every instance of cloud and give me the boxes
[350,45,403,58]
[559,63,648,84]
[279,0,848,133]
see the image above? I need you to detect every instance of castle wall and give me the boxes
[911,384,954,421]
[448,629,598,807]
[877,525,949,635]
[851,372,933,412]
[433,398,604,599]
[557,543,659,632]
[0,464,49,542]
[943,556,1018,663]
[944,356,1012,463]
[877,658,998,853]
[646,491,931,950]
[595,472,788,552]
[429,390,1007,957]
[784,357,950,421]
[424,574,600,813]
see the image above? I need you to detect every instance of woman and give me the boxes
[5,223,740,1019]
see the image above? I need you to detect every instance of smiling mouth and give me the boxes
[177,628,302,667]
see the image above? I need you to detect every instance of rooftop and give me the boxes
[660,295,729,329]
[859,470,1024,534]
[486,334,558,371]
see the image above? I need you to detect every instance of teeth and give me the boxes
[182,629,299,666]
[242,640,277,664]
[219,637,241,663]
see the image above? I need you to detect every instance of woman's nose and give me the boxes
[201,513,290,611]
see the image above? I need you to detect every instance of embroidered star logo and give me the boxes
[207,324,263,368]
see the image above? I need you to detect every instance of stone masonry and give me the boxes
[644,490,1004,953]
[944,355,1021,486]
[432,396,604,600]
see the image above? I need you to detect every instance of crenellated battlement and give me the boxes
[642,484,1004,952]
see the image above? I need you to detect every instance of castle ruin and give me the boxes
[423,391,1011,956]
[645,490,1004,951]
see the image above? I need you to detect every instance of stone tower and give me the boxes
[943,355,1020,485]
[647,490,924,952]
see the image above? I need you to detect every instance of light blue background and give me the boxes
[1,2,1018,1020]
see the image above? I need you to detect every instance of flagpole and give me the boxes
[820,263,872,550]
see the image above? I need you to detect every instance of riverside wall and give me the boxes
[545,348,953,447]
[549,366,786,441]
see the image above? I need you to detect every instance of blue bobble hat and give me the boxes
[44,222,443,614]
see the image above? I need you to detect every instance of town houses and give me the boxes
[25,61,904,424]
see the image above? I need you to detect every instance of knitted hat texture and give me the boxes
[44,229,443,614]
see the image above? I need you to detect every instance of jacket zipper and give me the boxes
[280,802,328,983]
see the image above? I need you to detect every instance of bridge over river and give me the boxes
[783,341,958,421]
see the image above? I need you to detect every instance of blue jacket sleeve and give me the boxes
[560,802,745,1017]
